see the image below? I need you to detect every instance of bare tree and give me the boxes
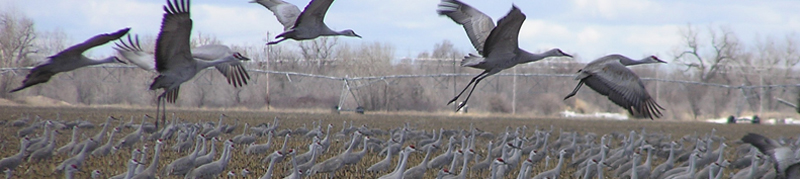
[673,24,743,119]
[299,36,338,61]
[0,9,36,98]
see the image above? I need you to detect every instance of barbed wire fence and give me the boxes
[0,64,798,119]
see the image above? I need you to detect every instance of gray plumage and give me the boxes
[150,0,251,128]
[9,28,130,93]
[438,3,572,111]
[0,138,30,173]
[131,139,164,179]
[252,0,361,45]
[742,133,800,179]
[564,54,666,119]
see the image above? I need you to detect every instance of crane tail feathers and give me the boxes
[461,53,484,67]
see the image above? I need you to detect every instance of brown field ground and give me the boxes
[0,106,795,178]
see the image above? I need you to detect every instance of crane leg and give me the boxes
[563,81,584,100]
[457,73,489,112]
[448,71,489,105]
[266,38,288,45]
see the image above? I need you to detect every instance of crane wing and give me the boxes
[294,0,334,29]
[482,6,524,59]
[114,34,155,71]
[155,0,194,73]
[584,61,664,119]
[52,28,130,59]
[741,133,794,175]
[191,45,251,88]
[437,0,495,55]
[251,0,301,31]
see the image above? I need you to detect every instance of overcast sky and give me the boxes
[3,0,799,62]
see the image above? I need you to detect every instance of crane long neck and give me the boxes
[666,144,675,162]
[397,151,411,178]
[458,152,470,177]
[148,142,162,173]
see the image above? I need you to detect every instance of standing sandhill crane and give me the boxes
[117,115,147,149]
[108,149,142,179]
[131,139,164,179]
[437,2,572,111]
[259,150,284,179]
[93,116,116,141]
[742,133,800,179]
[64,164,79,179]
[92,127,120,157]
[248,131,274,155]
[164,134,202,176]
[405,144,437,179]
[115,34,252,88]
[184,143,234,179]
[232,123,256,144]
[194,137,219,167]
[56,138,96,173]
[0,138,30,174]
[251,0,362,45]
[532,149,568,179]
[343,136,369,165]
[563,54,666,119]
[150,0,252,129]
[9,28,130,93]
[377,145,417,179]
[28,129,57,162]
[297,142,322,173]
[367,144,395,172]
[91,169,101,179]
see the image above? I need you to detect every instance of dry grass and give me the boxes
[0,106,795,178]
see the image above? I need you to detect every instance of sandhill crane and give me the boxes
[232,123,256,144]
[164,135,202,176]
[405,144,437,179]
[742,133,800,179]
[91,169,101,179]
[0,138,30,174]
[437,2,572,111]
[117,115,147,149]
[56,138,95,173]
[150,0,252,129]
[661,151,702,179]
[241,169,250,177]
[319,123,333,152]
[259,150,284,179]
[247,131,274,155]
[184,143,234,179]
[115,35,252,88]
[251,0,361,45]
[224,119,238,134]
[309,132,361,178]
[429,136,457,169]
[64,164,79,179]
[284,149,303,179]
[130,139,164,179]
[194,137,219,167]
[297,142,322,173]
[343,136,370,165]
[367,145,394,172]
[28,129,57,162]
[108,149,142,179]
[93,116,116,141]
[532,149,568,179]
[563,54,666,119]
[91,127,120,157]
[377,145,416,179]
[264,133,292,163]
[443,149,474,179]
[9,28,130,92]
[296,139,320,164]
[622,145,655,179]
[652,141,678,179]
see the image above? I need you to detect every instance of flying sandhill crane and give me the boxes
[251,0,361,45]
[563,54,666,119]
[0,138,30,174]
[437,2,572,111]
[130,139,164,179]
[150,0,252,129]
[742,133,800,179]
[9,28,130,92]
[115,34,251,88]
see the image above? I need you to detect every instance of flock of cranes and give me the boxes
[7,0,668,120]
[1,113,799,179]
